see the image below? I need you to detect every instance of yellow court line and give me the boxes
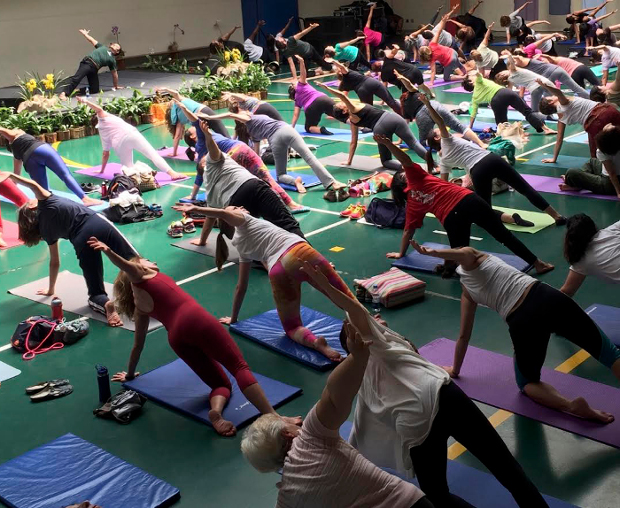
[52,141,91,169]
[448,349,591,460]
[288,165,311,170]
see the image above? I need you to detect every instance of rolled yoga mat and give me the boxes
[420,338,620,449]
[586,304,620,347]
[0,221,22,250]
[8,271,162,332]
[76,162,190,186]
[522,174,619,201]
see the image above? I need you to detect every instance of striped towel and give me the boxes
[354,268,426,308]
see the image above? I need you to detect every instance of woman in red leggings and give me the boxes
[0,178,29,248]
[86,237,300,437]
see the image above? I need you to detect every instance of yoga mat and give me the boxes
[475,108,533,121]
[269,170,321,191]
[273,72,337,83]
[586,304,620,347]
[520,153,590,168]
[337,422,578,508]
[490,41,518,46]
[493,206,555,234]
[0,186,108,212]
[231,306,346,371]
[0,221,22,250]
[522,174,619,201]
[393,242,533,274]
[157,146,193,161]
[124,359,302,428]
[8,271,162,332]
[76,163,189,186]
[425,78,456,88]
[566,133,589,145]
[323,80,340,87]
[171,235,240,263]
[178,192,207,204]
[446,86,473,94]
[293,125,374,142]
[0,361,20,382]
[0,433,180,508]
[472,121,498,133]
[319,153,385,172]
[420,338,620,449]
[557,38,578,45]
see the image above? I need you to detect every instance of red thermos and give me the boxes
[51,297,63,320]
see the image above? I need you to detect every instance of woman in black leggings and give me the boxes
[330,60,402,115]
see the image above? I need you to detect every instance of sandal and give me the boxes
[30,383,73,402]
[26,379,70,395]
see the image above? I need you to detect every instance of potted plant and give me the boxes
[57,119,71,141]
[41,113,58,143]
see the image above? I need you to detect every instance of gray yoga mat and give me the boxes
[319,153,386,172]
[171,235,240,263]
[7,271,162,332]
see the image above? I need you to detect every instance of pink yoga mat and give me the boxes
[0,221,23,250]
[420,338,620,449]
[157,147,193,161]
[522,174,619,201]
[76,163,189,186]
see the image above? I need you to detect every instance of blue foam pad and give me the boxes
[586,304,620,346]
[269,170,321,191]
[0,361,20,382]
[558,39,578,45]
[521,153,590,168]
[474,108,533,122]
[0,187,108,212]
[0,433,179,508]
[393,242,532,274]
[566,132,589,144]
[231,306,347,370]
[178,192,207,204]
[338,422,576,507]
[124,359,301,427]
[293,125,374,141]
[471,121,497,133]
[490,41,517,46]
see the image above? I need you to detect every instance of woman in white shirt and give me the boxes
[411,242,620,424]
[561,214,620,296]
[589,44,620,85]
[297,261,549,508]
[171,204,353,362]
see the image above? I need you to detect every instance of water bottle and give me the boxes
[96,364,111,403]
[85,87,90,98]
[51,297,63,321]
[371,283,381,315]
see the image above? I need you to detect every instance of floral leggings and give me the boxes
[269,242,354,345]
[228,144,293,206]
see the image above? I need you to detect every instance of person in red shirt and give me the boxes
[377,135,554,278]
[419,13,466,86]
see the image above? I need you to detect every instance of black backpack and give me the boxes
[107,175,140,200]
[365,198,406,229]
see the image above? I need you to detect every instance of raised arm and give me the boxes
[338,35,365,49]
[200,121,222,161]
[410,24,431,38]
[279,16,294,37]
[594,9,618,23]
[79,29,98,46]
[482,21,494,46]
[330,60,349,75]
[433,13,452,44]
[294,23,319,41]
[536,78,569,104]
[173,99,199,123]
[394,70,417,92]
[512,1,532,16]
[1,172,50,200]
[248,20,265,43]
[87,237,145,282]
[526,20,551,28]
[418,94,449,137]
[76,96,105,116]
[155,87,183,101]
[315,82,362,113]
[591,0,614,18]
[531,33,564,49]
[221,25,241,42]
[468,0,483,15]
[506,53,518,72]
[295,55,307,83]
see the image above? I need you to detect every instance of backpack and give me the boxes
[107,175,140,200]
[365,198,406,229]
[12,316,90,360]
[93,389,147,424]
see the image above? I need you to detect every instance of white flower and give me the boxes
[168,57,172,61]
[198,61,203,64]
[140,82,146,87]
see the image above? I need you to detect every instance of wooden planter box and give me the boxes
[260,90,268,100]
[123,116,139,126]
[57,130,71,141]
[44,132,58,143]
[34,134,46,142]
[69,127,85,139]
[141,113,154,124]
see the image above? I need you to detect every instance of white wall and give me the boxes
[0,0,243,88]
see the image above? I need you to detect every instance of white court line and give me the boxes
[518,130,587,158]
[433,230,482,241]
[0,344,12,352]
[426,290,461,302]
[586,306,597,315]
[307,207,342,216]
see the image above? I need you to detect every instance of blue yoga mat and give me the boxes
[269,170,321,191]
[178,191,207,204]
[231,306,347,370]
[567,132,589,144]
[472,121,498,133]
[521,153,590,168]
[0,361,20,383]
[474,108,535,122]
[124,359,302,427]
[393,242,533,274]
[0,187,108,212]
[490,41,517,46]
[293,125,374,142]
[0,433,179,508]
[586,304,620,347]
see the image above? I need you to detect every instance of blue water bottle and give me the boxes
[96,364,111,403]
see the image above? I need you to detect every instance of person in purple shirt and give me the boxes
[289,56,336,135]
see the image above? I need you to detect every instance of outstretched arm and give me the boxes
[248,20,265,43]
[451,289,478,377]
[171,204,247,227]
[536,78,569,104]
[506,53,518,72]
[560,270,586,297]
[199,111,251,123]
[279,16,294,37]
[338,35,365,49]
[79,28,98,46]
[530,33,564,49]
[295,55,307,83]
[76,96,106,117]
[200,121,223,161]
[330,60,349,75]
[394,70,417,92]
[594,9,618,23]
[482,22,494,46]
[315,82,362,113]
[591,0,614,18]
[410,24,431,38]
[174,99,199,123]
[221,25,241,42]
[410,241,481,265]
[542,120,566,163]
[294,23,319,41]
[468,0,483,15]
[433,13,452,44]
[1,172,50,200]
[418,94,449,137]
[87,237,145,282]
[512,1,532,16]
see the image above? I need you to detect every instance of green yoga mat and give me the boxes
[518,153,590,169]
[494,206,555,233]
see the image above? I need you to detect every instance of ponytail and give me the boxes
[235,120,250,144]
[113,261,141,318]
[215,221,236,270]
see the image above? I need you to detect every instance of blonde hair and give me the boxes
[419,46,432,62]
[470,50,481,62]
[113,259,141,318]
[240,414,288,472]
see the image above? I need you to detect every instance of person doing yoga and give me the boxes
[500,1,531,44]
[60,29,122,97]
[373,49,434,96]
[469,23,507,79]
[378,136,554,277]
[0,127,102,207]
[451,0,487,52]
[289,56,336,135]
[221,91,283,121]
[299,261,549,508]
[158,87,230,157]
[0,177,30,248]
[324,35,370,71]
[588,44,620,86]
[77,98,184,180]
[561,215,620,296]
[421,95,565,227]
[537,54,600,89]
[395,71,484,148]
[359,2,385,63]
[277,23,332,76]
[199,110,344,193]
[330,60,402,115]
[418,13,466,86]
[317,82,434,172]
[171,205,354,362]
[2,172,136,327]
[412,242,620,424]
[87,237,301,437]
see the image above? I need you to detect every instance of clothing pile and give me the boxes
[354,267,426,308]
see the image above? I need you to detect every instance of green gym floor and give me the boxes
[1,73,619,508]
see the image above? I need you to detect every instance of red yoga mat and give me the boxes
[0,221,23,250]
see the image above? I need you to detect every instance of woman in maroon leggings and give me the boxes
[0,177,30,248]
[87,237,300,437]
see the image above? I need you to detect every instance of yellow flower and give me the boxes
[224,51,231,62]
[45,81,55,90]
[46,74,54,80]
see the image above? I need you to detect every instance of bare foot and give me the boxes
[280,415,303,426]
[82,196,103,207]
[559,183,579,191]
[534,260,554,275]
[209,410,237,436]
[288,202,304,211]
[330,181,347,190]
[314,336,343,362]
[570,397,615,424]
[169,171,185,180]
[294,176,307,194]
[190,239,206,247]
[105,301,123,327]
[542,127,557,135]
[0,236,7,248]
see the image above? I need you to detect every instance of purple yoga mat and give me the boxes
[323,80,340,87]
[522,174,619,201]
[445,86,471,94]
[157,147,192,161]
[425,78,455,88]
[420,338,620,448]
[76,163,189,186]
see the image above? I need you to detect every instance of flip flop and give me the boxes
[26,379,70,395]
[30,383,73,402]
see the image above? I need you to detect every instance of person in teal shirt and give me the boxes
[324,35,370,71]
[61,29,123,97]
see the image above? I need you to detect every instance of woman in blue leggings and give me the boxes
[0,127,101,206]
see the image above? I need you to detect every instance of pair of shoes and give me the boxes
[167,221,184,238]
[149,203,163,217]
[324,188,350,202]
[26,379,73,402]
[181,216,196,233]
[340,203,366,220]
[80,182,101,194]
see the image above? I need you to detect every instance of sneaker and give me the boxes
[340,203,359,217]
[349,205,367,220]
[167,221,184,238]
[181,216,196,233]
[149,203,163,217]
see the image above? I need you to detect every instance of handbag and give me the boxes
[12,316,63,360]
[365,197,406,229]
[93,389,147,424]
